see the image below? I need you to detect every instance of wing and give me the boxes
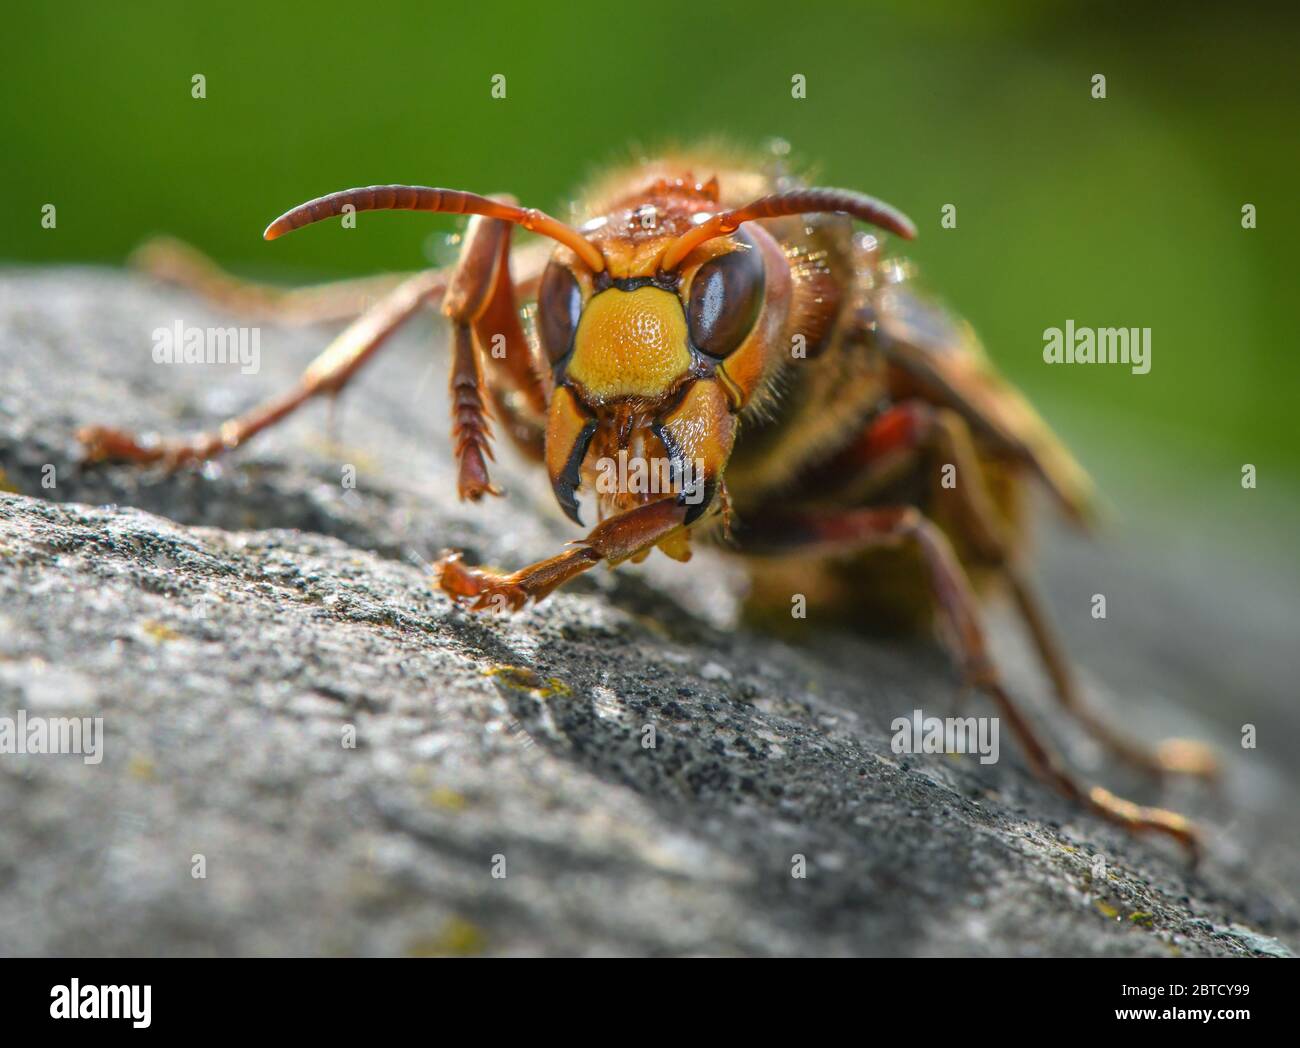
[863,282,1098,527]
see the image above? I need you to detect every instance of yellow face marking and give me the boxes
[566,287,691,402]
[545,385,593,489]
[657,378,736,480]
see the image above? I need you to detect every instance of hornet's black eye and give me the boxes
[686,244,764,358]
[538,262,582,364]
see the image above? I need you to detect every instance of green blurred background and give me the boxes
[3,0,1298,518]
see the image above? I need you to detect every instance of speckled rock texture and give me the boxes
[0,267,1296,956]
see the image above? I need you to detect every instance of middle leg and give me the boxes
[78,269,446,466]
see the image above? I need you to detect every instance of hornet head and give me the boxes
[260,176,914,528]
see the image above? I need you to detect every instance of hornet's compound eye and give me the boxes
[686,242,764,359]
[538,263,583,364]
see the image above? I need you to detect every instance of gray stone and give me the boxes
[0,268,1296,957]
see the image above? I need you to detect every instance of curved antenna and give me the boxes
[659,187,916,271]
[263,184,606,272]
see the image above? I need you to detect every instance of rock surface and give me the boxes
[0,268,1296,957]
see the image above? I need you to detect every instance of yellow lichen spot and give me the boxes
[1094,901,1120,920]
[128,755,156,781]
[405,916,487,957]
[141,620,181,643]
[484,665,571,698]
[485,665,542,689]
[1129,911,1155,928]
[427,786,468,811]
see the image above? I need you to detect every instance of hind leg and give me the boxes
[806,399,1217,780]
[926,405,1217,780]
[733,502,1202,857]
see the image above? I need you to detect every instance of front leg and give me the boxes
[435,498,690,611]
[440,202,550,499]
